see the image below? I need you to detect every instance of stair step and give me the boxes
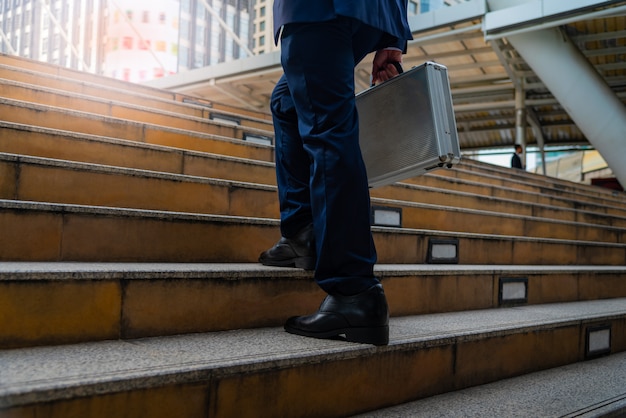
[3,124,624,231]
[4,91,623,217]
[0,200,626,265]
[3,152,625,241]
[1,299,624,417]
[0,54,177,101]
[0,121,277,184]
[4,122,625,228]
[2,199,625,264]
[417,163,626,210]
[374,182,626,228]
[0,65,272,126]
[354,350,626,418]
[1,262,625,349]
[4,122,625,233]
[0,54,272,121]
[457,158,625,204]
[408,169,626,218]
[0,98,274,161]
[0,152,279,218]
[371,195,626,242]
[0,77,274,132]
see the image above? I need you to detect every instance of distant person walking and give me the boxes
[511,144,524,170]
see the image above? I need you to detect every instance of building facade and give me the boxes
[0,0,254,81]
[0,0,105,73]
[104,0,180,82]
[251,0,274,55]
[177,0,253,71]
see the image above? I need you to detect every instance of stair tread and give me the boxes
[2,298,625,408]
[354,350,626,418]
[1,262,625,280]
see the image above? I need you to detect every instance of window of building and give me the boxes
[181,0,190,13]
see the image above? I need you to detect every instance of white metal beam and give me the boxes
[0,27,17,55]
[487,0,626,186]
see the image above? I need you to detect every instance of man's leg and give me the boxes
[258,76,317,270]
[279,17,383,295]
[275,17,393,345]
[270,76,314,238]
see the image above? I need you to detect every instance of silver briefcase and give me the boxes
[357,61,461,188]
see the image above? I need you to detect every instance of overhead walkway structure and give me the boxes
[147,0,626,188]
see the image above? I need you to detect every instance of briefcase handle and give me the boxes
[370,62,404,87]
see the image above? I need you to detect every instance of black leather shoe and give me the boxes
[284,284,389,346]
[259,224,315,270]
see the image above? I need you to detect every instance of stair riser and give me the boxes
[371,175,626,225]
[1,206,625,264]
[0,56,272,121]
[2,318,625,417]
[0,208,279,262]
[1,81,272,133]
[2,270,626,349]
[0,72,273,131]
[0,101,274,161]
[0,55,177,100]
[410,171,626,212]
[4,125,624,229]
[396,204,625,242]
[0,160,280,218]
[456,160,624,204]
[0,125,277,185]
[208,322,626,418]
[3,158,624,242]
[375,185,626,227]
[0,69,200,118]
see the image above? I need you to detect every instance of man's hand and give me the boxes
[371,49,403,85]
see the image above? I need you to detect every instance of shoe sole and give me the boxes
[259,256,315,271]
[284,324,389,346]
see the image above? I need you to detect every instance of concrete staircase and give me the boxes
[1,53,626,417]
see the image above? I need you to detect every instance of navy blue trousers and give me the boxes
[271,17,388,295]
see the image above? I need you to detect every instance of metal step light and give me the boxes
[499,277,528,306]
[371,206,402,227]
[426,238,459,264]
[209,113,241,126]
[586,325,611,359]
[242,133,273,146]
